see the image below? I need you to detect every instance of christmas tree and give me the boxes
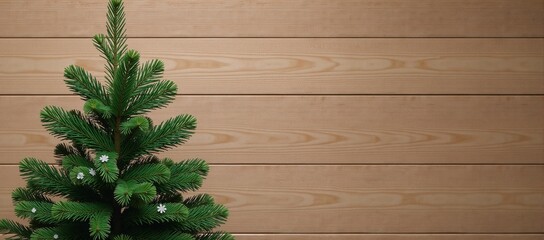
[0,0,233,239]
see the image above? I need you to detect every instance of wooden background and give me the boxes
[1,0,543,239]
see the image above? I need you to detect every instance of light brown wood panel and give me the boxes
[0,0,543,37]
[234,234,544,240]
[0,96,542,164]
[2,234,544,240]
[1,165,543,232]
[1,38,543,94]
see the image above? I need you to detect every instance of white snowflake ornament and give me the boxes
[53,234,59,239]
[157,204,167,214]
[99,155,109,163]
[89,168,96,176]
[31,207,37,213]
[76,172,85,180]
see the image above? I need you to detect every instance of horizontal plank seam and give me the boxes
[1,94,544,97]
[2,233,544,236]
[231,233,544,235]
[174,163,544,166]
[0,163,542,167]
[223,232,544,234]
[0,37,543,39]
[232,233,544,235]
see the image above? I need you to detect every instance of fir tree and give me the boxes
[0,0,233,239]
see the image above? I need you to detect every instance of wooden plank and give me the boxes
[0,96,542,164]
[2,234,544,240]
[0,165,543,232]
[0,0,542,37]
[234,234,544,240]
[7,235,540,240]
[1,39,543,95]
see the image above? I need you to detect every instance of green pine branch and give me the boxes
[62,155,94,172]
[54,142,82,158]
[64,65,109,103]
[156,171,202,195]
[19,158,73,196]
[121,163,171,184]
[41,107,114,152]
[112,235,135,240]
[130,155,161,166]
[125,79,177,115]
[30,224,89,240]
[175,158,210,176]
[69,166,101,187]
[104,0,127,84]
[14,201,56,225]
[93,152,120,183]
[0,219,33,239]
[177,204,229,233]
[51,201,111,222]
[123,203,188,225]
[12,187,53,203]
[54,142,92,165]
[1,0,231,238]
[114,180,156,206]
[135,59,164,91]
[120,116,150,134]
[183,194,215,209]
[153,192,183,204]
[84,99,113,118]
[196,232,235,240]
[138,115,197,154]
[90,212,112,240]
[110,50,140,116]
[156,159,210,194]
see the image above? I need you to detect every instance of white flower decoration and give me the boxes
[89,168,96,176]
[157,204,167,214]
[76,172,85,180]
[99,155,109,163]
[53,234,59,239]
[31,207,37,213]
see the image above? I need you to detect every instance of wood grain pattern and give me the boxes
[0,38,542,94]
[233,234,544,240]
[1,0,543,237]
[0,96,542,164]
[1,165,543,233]
[2,235,544,240]
[0,0,543,37]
